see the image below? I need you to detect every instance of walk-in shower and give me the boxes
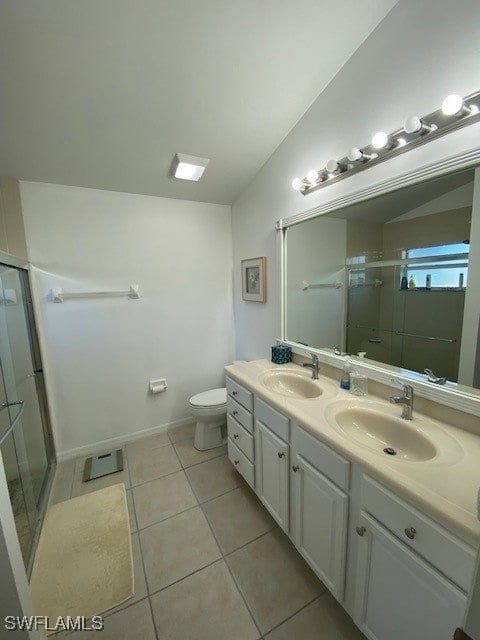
[0,262,54,569]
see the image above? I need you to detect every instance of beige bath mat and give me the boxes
[30,483,133,635]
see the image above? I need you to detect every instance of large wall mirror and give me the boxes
[283,165,480,390]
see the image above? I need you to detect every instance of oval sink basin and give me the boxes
[326,405,437,461]
[260,369,324,399]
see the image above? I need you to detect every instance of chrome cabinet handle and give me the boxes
[233,434,239,439]
[278,451,285,459]
[292,465,300,472]
[405,527,416,540]
[356,526,366,536]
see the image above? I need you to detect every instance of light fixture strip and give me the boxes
[297,89,480,196]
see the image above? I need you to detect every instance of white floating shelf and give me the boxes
[51,284,140,303]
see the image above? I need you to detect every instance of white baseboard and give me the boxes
[55,415,194,462]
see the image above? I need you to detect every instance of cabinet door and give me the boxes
[292,455,348,601]
[255,420,289,531]
[354,512,467,640]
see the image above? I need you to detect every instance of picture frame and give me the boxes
[241,256,266,303]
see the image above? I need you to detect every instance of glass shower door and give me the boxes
[0,264,53,564]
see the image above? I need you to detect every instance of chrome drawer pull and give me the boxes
[278,451,285,459]
[233,434,239,439]
[356,526,366,536]
[234,459,240,465]
[292,465,300,472]
[405,527,416,540]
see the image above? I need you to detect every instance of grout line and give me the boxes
[261,593,325,637]
[58,434,328,639]
[173,441,228,470]
[146,556,225,601]
[188,475,263,639]
[126,488,139,533]
[135,502,200,533]
[147,595,160,640]
[129,466,186,490]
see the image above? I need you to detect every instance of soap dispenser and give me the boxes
[340,356,351,390]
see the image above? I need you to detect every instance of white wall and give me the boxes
[285,216,346,348]
[20,182,234,459]
[231,0,480,361]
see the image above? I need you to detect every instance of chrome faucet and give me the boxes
[303,354,320,380]
[389,383,414,420]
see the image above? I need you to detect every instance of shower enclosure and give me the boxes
[0,262,54,569]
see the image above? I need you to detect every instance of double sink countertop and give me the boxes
[225,359,480,542]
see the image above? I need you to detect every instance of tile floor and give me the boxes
[47,423,366,640]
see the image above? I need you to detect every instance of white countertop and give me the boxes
[225,359,480,542]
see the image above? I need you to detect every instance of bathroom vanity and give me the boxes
[225,359,480,640]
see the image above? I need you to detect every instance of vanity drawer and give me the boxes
[226,377,253,412]
[228,437,254,489]
[227,395,253,433]
[362,474,476,592]
[227,415,254,461]
[293,424,350,491]
[255,397,289,442]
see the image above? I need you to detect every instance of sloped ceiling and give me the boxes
[0,0,398,204]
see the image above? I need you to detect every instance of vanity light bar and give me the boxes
[292,90,480,195]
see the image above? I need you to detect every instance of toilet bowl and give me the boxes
[190,388,227,451]
[189,361,246,451]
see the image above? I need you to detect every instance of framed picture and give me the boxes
[241,256,266,303]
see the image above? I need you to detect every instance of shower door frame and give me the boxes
[0,249,55,574]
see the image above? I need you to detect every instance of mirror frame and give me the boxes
[278,147,480,417]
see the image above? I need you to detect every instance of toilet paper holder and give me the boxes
[150,378,167,394]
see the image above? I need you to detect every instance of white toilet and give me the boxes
[189,361,245,451]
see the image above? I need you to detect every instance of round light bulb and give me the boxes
[347,147,363,162]
[442,93,464,116]
[371,131,389,150]
[307,169,319,184]
[404,116,422,133]
[326,159,339,173]
[291,177,304,191]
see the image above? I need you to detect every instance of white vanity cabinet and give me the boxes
[254,397,290,531]
[226,377,255,489]
[353,474,476,640]
[225,370,479,640]
[291,423,350,601]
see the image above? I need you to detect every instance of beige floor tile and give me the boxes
[265,593,366,640]
[49,459,75,505]
[128,442,181,486]
[173,437,227,468]
[67,599,155,640]
[151,560,260,640]
[185,455,244,503]
[227,528,326,634]
[203,485,276,554]
[167,422,196,444]
[127,432,170,452]
[106,533,148,615]
[126,490,137,532]
[132,470,197,529]
[140,506,221,593]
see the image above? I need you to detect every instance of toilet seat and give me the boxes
[189,388,227,409]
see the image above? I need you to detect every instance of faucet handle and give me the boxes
[390,378,414,396]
